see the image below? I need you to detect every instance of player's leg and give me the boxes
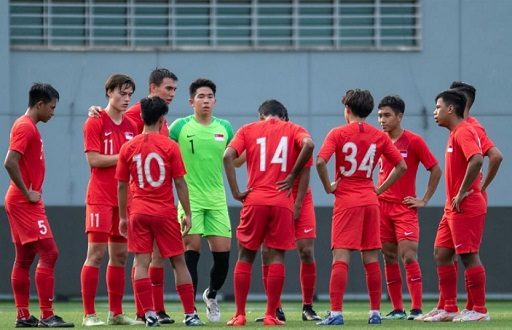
[262,247,286,325]
[382,242,407,319]
[12,241,37,325]
[81,235,108,324]
[148,243,173,324]
[296,238,320,321]
[182,207,205,298]
[398,239,423,319]
[170,255,204,326]
[362,249,383,324]
[133,253,160,326]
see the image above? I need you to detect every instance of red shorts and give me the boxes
[434,212,486,254]
[332,205,381,251]
[128,213,184,258]
[237,205,295,251]
[85,204,125,242]
[295,193,316,240]
[4,200,54,244]
[379,200,419,243]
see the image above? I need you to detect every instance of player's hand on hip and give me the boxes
[277,175,294,195]
[233,189,250,202]
[26,190,41,203]
[119,218,128,238]
[88,106,102,118]
[403,196,426,208]
[181,214,191,236]
[328,178,341,194]
[451,189,473,213]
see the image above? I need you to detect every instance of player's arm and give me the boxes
[86,151,118,168]
[452,153,483,212]
[233,151,246,168]
[223,147,249,201]
[482,146,503,193]
[293,167,310,220]
[404,164,441,208]
[117,180,129,237]
[316,156,337,194]
[376,159,407,195]
[174,176,191,235]
[277,136,314,191]
[4,150,40,202]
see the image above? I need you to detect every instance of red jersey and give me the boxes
[5,115,45,201]
[444,121,486,216]
[83,110,137,206]
[229,118,311,211]
[466,116,494,154]
[317,122,402,211]
[116,133,186,218]
[125,102,169,136]
[292,157,313,199]
[378,130,438,203]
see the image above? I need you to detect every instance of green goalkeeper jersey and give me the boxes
[169,115,234,209]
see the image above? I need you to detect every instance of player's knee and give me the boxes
[401,251,417,264]
[14,258,34,269]
[298,246,314,263]
[110,250,128,265]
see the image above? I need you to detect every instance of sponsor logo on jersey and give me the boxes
[214,133,225,141]
[104,131,112,136]
[447,145,453,152]
[400,150,408,158]
[125,132,134,140]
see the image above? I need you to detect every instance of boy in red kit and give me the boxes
[223,99,314,326]
[316,89,406,325]
[424,90,489,322]
[4,83,74,328]
[81,74,142,326]
[377,96,441,320]
[116,96,204,327]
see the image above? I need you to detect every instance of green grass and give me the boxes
[0,300,511,329]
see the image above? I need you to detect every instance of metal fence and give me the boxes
[10,0,421,51]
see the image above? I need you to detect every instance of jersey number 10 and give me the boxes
[133,152,166,188]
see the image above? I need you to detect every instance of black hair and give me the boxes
[378,95,405,114]
[140,96,169,126]
[28,83,59,107]
[258,99,289,121]
[189,78,216,98]
[104,74,135,98]
[450,81,476,109]
[149,68,178,86]
[342,89,374,118]
[435,90,467,118]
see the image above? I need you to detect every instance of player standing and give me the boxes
[4,83,74,328]
[376,96,441,320]
[168,79,233,322]
[116,96,204,327]
[316,89,406,325]
[223,99,314,326]
[80,74,141,326]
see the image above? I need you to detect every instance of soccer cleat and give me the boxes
[136,315,146,323]
[82,314,105,327]
[107,312,145,325]
[407,309,423,320]
[227,315,247,326]
[302,304,322,321]
[316,313,344,326]
[184,314,205,326]
[145,315,160,327]
[38,315,74,328]
[455,310,490,322]
[202,288,221,322]
[452,309,469,322]
[263,315,285,326]
[255,308,286,322]
[414,308,444,321]
[157,311,175,324]
[15,315,39,328]
[382,309,407,320]
[423,310,458,322]
[368,311,382,324]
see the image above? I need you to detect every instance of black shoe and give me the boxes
[302,305,321,321]
[38,315,74,328]
[15,315,39,328]
[157,311,175,324]
[276,307,286,322]
[407,309,423,320]
[145,315,160,327]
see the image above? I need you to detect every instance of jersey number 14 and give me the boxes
[256,137,288,172]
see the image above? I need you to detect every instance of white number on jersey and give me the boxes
[256,137,288,172]
[339,142,377,178]
[103,139,114,155]
[89,213,100,228]
[133,152,166,188]
[37,219,48,235]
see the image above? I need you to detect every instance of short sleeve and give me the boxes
[228,125,247,156]
[413,135,438,170]
[83,117,102,153]
[169,142,187,178]
[458,127,482,161]
[9,122,34,155]
[381,134,403,166]
[115,144,131,182]
[317,129,337,162]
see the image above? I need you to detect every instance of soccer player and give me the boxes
[88,68,179,324]
[223,99,314,326]
[4,83,74,328]
[233,108,321,322]
[316,89,406,325]
[80,74,142,326]
[424,90,489,322]
[376,95,441,320]
[116,96,204,327]
[168,78,234,322]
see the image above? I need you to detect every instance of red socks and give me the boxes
[405,261,423,310]
[131,267,144,317]
[437,265,458,312]
[12,266,31,319]
[266,264,285,316]
[465,265,487,313]
[149,267,165,312]
[81,265,99,315]
[35,267,55,319]
[364,262,382,311]
[134,278,153,313]
[234,261,252,316]
[300,262,316,305]
[107,265,125,316]
[384,263,403,311]
[329,261,348,311]
[176,283,195,315]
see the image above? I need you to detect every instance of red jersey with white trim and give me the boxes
[317,122,402,211]
[466,116,494,154]
[116,133,186,218]
[125,101,169,136]
[444,121,485,216]
[5,115,45,201]
[378,130,438,203]
[83,110,137,206]
[229,118,311,211]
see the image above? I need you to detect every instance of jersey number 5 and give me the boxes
[256,137,288,172]
[133,152,165,188]
[340,142,376,178]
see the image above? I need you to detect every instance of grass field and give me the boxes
[0,300,511,329]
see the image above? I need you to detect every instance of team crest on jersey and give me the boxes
[125,132,134,140]
[214,133,225,141]
[447,145,453,153]
[400,150,408,158]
